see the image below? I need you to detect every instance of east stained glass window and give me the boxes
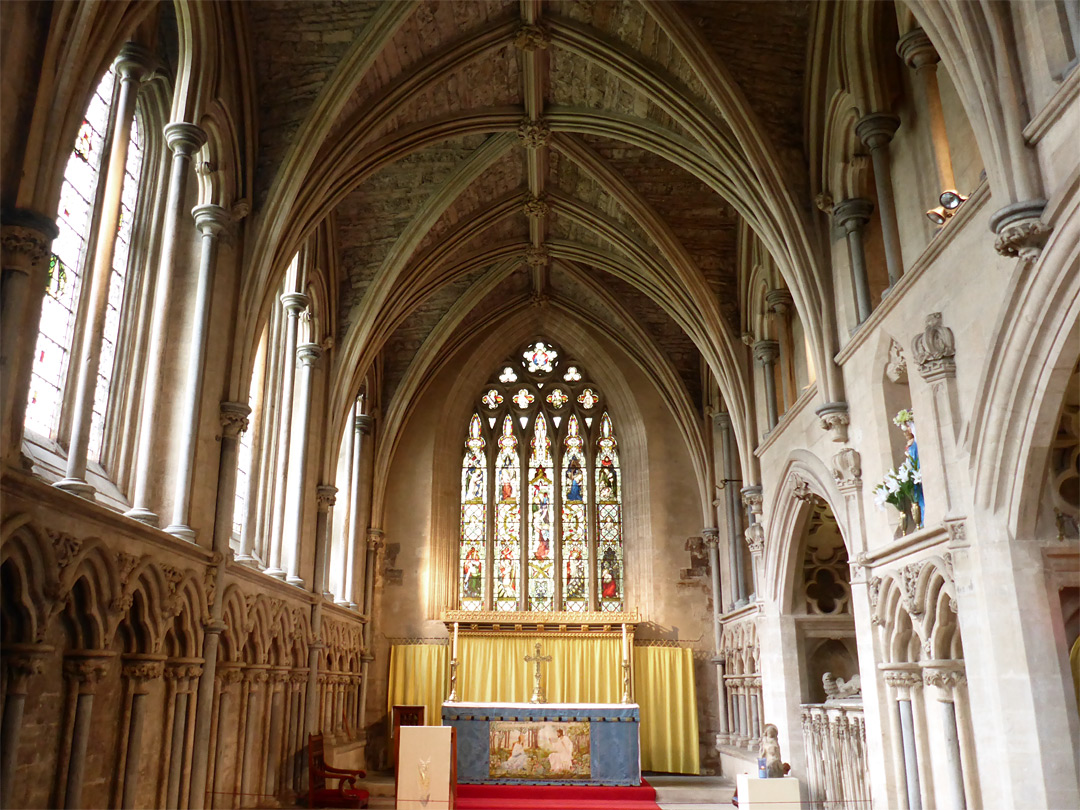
[458,340,623,613]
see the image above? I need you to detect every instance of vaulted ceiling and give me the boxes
[244,0,813,430]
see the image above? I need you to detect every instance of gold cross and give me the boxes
[525,642,552,704]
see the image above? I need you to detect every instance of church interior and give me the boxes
[1,0,1078,808]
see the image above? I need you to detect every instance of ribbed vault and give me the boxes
[239,0,826,485]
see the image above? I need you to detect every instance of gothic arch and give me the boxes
[763,451,850,607]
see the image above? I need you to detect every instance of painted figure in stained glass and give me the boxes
[462,545,482,599]
[523,341,558,373]
[459,414,487,610]
[601,548,619,598]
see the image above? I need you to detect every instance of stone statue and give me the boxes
[823,672,861,700]
[759,723,785,778]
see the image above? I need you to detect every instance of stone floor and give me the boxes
[355,771,736,809]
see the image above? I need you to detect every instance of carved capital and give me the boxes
[164,122,208,157]
[280,291,310,314]
[192,203,232,239]
[522,195,549,219]
[63,654,111,692]
[815,402,850,443]
[833,198,874,233]
[911,312,956,380]
[990,199,1050,261]
[896,28,939,70]
[923,665,966,692]
[883,668,923,694]
[517,117,551,149]
[366,528,385,551]
[217,665,244,686]
[122,655,165,685]
[831,447,862,489]
[316,484,337,511]
[3,644,52,693]
[701,528,719,550]
[740,486,763,516]
[297,342,323,367]
[855,113,900,150]
[219,401,251,438]
[752,339,780,367]
[515,23,551,50]
[1,208,59,276]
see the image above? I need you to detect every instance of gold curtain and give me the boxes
[457,634,623,704]
[634,645,700,774]
[387,643,449,726]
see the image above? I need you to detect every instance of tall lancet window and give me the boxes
[457,340,624,613]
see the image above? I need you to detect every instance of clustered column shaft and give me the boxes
[856,113,903,289]
[753,340,781,432]
[834,198,875,324]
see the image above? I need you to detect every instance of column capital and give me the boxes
[701,528,720,549]
[814,401,850,443]
[989,199,1050,261]
[297,342,322,366]
[1,208,59,276]
[219,401,251,437]
[883,666,923,697]
[316,484,337,511]
[712,410,731,430]
[113,42,156,82]
[896,28,939,70]
[192,203,232,238]
[2,643,52,693]
[63,652,114,693]
[752,339,780,366]
[740,485,763,514]
[855,113,901,149]
[164,122,207,156]
[121,654,166,686]
[764,288,794,314]
[356,413,375,434]
[922,662,966,693]
[832,197,874,231]
[366,528,385,550]
[280,291,310,314]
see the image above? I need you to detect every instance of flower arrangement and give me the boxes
[892,408,914,428]
[873,456,922,512]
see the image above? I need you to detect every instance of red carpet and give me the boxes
[455,778,661,809]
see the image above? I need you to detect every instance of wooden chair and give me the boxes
[307,733,369,809]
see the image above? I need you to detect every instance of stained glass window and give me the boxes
[26,69,116,441]
[459,341,624,613]
[494,415,521,611]
[561,414,589,612]
[595,412,623,611]
[460,414,487,611]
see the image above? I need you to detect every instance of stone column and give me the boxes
[855,113,903,289]
[715,412,746,606]
[306,485,335,743]
[55,45,151,498]
[61,653,111,809]
[316,484,337,601]
[702,528,728,751]
[833,198,875,324]
[886,669,924,810]
[337,402,362,605]
[163,663,200,810]
[0,210,58,463]
[238,668,267,803]
[125,121,208,525]
[356,529,384,733]
[924,666,968,810]
[351,414,376,608]
[265,293,308,578]
[212,402,251,551]
[0,644,50,806]
[119,656,164,809]
[753,340,780,432]
[765,290,797,412]
[164,204,232,539]
[283,342,322,586]
[897,30,955,194]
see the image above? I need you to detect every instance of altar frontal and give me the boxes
[441,610,641,786]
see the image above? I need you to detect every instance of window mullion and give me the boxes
[485,418,495,612]
[518,418,528,612]
[587,415,598,612]
[553,414,563,612]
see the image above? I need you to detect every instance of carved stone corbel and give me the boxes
[990,199,1050,261]
[831,448,862,490]
[885,339,908,384]
[911,312,956,381]
[815,402,850,443]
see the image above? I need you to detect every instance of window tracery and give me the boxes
[458,340,623,612]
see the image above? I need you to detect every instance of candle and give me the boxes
[622,624,628,660]
[453,622,459,659]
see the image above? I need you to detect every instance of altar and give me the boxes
[442,702,641,786]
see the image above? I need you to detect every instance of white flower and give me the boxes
[874,488,888,510]
[885,473,900,494]
[913,468,922,485]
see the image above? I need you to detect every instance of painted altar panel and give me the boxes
[443,702,640,786]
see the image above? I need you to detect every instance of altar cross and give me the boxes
[525,642,552,704]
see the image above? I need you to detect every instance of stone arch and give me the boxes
[0,519,59,645]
